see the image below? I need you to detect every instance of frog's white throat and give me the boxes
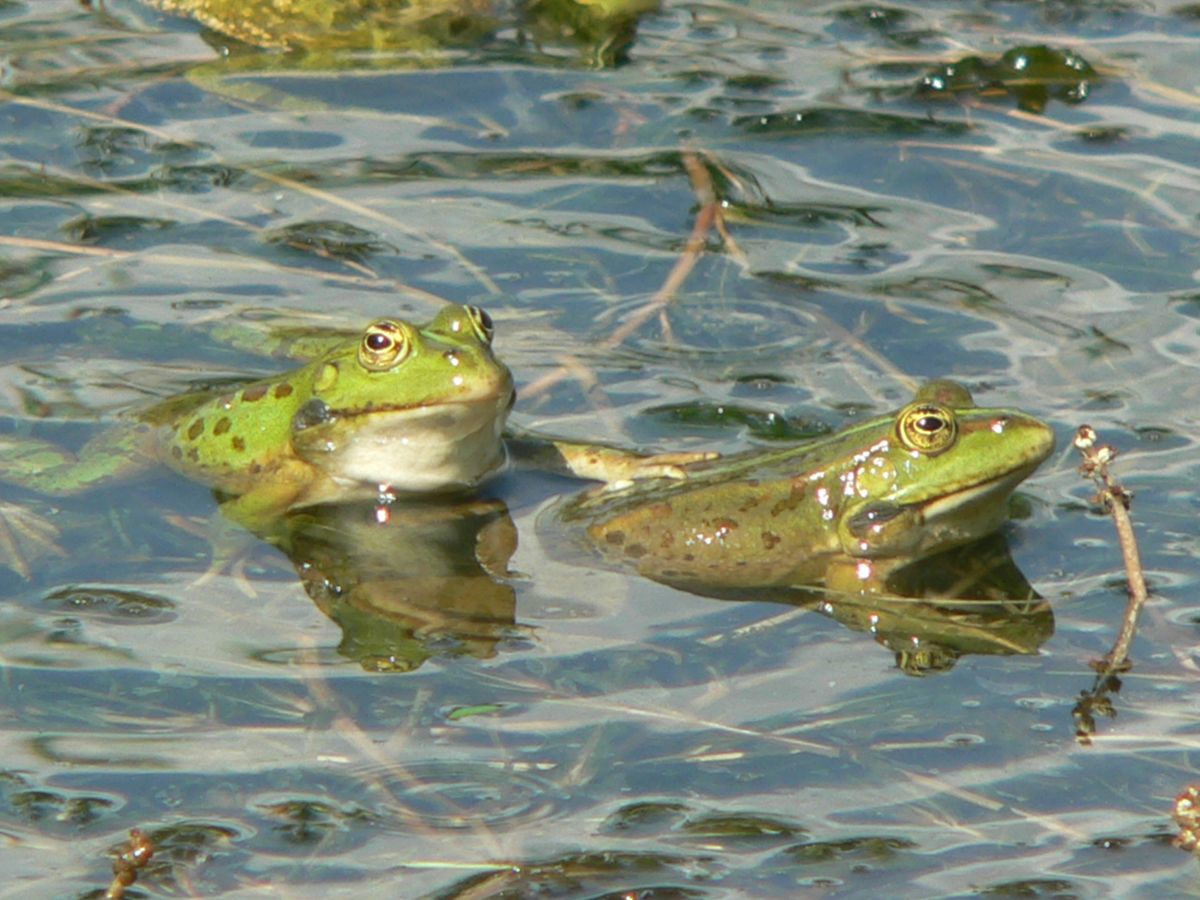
[320,399,510,494]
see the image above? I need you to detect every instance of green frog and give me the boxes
[0,305,513,528]
[551,381,1056,593]
[141,0,658,60]
[0,303,700,544]
[144,0,496,51]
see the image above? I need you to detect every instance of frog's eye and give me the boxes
[465,305,494,344]
[359,320,411,371]
[897,403,957,454]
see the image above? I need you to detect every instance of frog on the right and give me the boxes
[551,380,1055,593]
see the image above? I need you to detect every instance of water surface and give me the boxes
[1,0,1199,895]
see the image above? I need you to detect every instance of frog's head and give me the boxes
[836,381,1055,560]
[292,305,515,493]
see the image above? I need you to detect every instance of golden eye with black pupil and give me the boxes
[359,321,409,371]
[897,403,957,454]
[466,305,494,344]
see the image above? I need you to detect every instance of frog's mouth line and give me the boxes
[337,384,516,428]
[918,460,1043,521]
[347,394,510,418]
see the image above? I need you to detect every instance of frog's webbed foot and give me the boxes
[609,449,720,482]
[0,501,66,580]
[572,447,721,490]
[520,434,718,485]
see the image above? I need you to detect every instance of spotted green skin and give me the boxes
[0,305,515,521]
[143,0,657,52]
[557,381,1055,590]
[145,0,496,50]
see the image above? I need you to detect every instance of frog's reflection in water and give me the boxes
[277,496,524,673]
[768,535,1052,677]
[283,496,1049,676]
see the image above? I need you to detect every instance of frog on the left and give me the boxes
[0,305,513,530]
[0,304,643,534]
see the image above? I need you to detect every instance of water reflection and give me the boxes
[546,506,1053,676]
[271,496,525,672]
[811,536,1052,675]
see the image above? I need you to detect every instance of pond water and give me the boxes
[2,0,1199,896]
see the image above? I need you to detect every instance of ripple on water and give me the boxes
[353,760,567,832]
[604,294,826,370]
[1165,605,1200,627]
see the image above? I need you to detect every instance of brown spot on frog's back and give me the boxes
[241,385,268,403]
[187,447,200,462]
[738,495,763,512]
[626,543,647,559]
[603,530,626,545]
[213,417,231,436]
[761,531,781,550]
[273,382,294,399]
[232,436,246,453]
[770,480,807,517]
[186,419,204,441]
[638,501,673,518]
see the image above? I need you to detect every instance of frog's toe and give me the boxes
[631,450,720,480]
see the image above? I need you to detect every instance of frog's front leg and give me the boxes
[211,467,317,538]
[506,429,718,484]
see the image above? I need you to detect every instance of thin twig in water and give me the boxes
[0,235,452,302]
[521,150,730,400]
[0,88,498,294]
[1070,424,1149,745]
[1074,425,1148,673]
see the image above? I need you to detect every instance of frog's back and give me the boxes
[154,369,309,495]
[145,0,498,50]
